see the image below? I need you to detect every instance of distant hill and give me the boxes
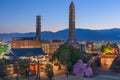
[0,28,120,42]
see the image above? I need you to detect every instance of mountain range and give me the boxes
[0,28,120,42]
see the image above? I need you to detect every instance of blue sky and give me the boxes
[0,0,120,33]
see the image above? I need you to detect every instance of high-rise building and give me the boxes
[36,16,41,40]
[67,2,78,46]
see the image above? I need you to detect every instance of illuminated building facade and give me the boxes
[11,39,62,54]
[42,42,60,54]
[11,39,41,49]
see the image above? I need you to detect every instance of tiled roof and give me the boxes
[11,48,45,57]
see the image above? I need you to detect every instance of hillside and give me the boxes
[0,28,120,42]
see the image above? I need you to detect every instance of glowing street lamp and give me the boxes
[15,61,19,80]
[36,56,41,80]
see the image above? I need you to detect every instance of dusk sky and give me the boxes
[0,0,120,33]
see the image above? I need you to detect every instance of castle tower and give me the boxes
[36,16,41,40]
[67,2,77,44]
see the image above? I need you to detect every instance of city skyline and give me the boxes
[1,0,120,33]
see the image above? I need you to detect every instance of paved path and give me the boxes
[54,68,120,80]
[54,75,120,80]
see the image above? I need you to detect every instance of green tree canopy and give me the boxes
[52,44,84,72]
[45,64,54,80]
[101,42,119,55]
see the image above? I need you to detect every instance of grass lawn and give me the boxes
[0,44,8,56]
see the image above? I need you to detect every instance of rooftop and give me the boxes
[11,48,45,57]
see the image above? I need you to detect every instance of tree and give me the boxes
[58,49,71,77]
[26,52,33,80]
[73,59,93,77]
[0,59,6,78]
[52,45,84,72]
[101,42,119,55]
[45,64,54,80]
[18,59,28,76]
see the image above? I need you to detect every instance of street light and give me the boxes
[36,56,41,80]
[32,61,36,76]
[27,57,31,80]
[45,64,54,80]
[15,61,19,80]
